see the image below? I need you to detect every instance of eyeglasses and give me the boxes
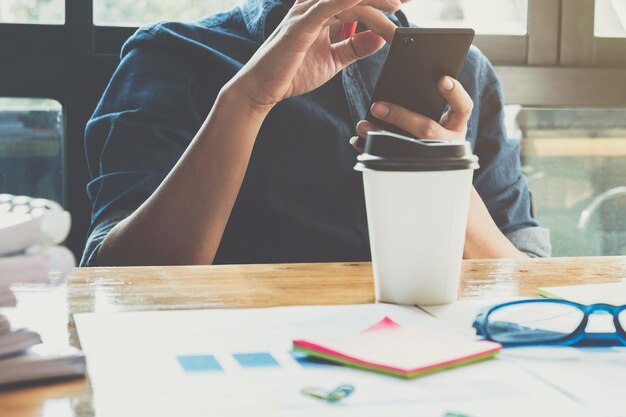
[473,299,626,347]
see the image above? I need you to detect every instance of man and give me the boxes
[82,0,550,266]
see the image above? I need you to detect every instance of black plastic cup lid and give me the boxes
[354,131,479,172]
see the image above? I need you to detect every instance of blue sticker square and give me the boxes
[289,350,332,368]
[233,352,280,368]
[177,355,223,372]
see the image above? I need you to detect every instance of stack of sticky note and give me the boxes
[293,316,501,379]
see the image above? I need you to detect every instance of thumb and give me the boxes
[331,30,386,69]
[437,76,473,133]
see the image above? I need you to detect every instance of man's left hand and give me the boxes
[350,75,473,151]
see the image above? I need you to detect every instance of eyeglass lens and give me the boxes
[486,302,585,344]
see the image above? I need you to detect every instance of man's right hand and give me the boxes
[230,0,405,116]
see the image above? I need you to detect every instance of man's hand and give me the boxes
[349,75,472,152]
[231,0,410,116]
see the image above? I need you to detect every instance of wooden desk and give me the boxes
[1,257,626,417]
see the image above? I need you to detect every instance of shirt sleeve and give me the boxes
[81,28,206,266]
[505,227,551,258]
[80,209,134,266]
[472,55,552,258]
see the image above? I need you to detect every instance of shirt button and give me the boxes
[347,68,354,77]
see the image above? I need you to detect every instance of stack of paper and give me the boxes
[0,328,42,358]
[538,281,626,305]
[0,204,86,388]
[0,346,86,387]
[293,316,502,378]
[0,289,16,308]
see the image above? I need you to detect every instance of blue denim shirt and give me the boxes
[81,0,550,266]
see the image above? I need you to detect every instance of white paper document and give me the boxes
[502,347,626,417]
[420,296,525,336]
[75,304,593,417]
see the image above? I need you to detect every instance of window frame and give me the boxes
[561,0,626,67]
[471,0,560,66]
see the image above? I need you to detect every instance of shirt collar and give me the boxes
[241,0,290,43]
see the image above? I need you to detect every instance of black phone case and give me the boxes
[365,28,475,139]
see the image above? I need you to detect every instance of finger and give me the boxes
[335,5,397,43]
[438,76,473,132]
[296,0,362,32]
[331,30,386,68]
[356,120,381,138]
[295,0,401,18]
[349,136,365,154]
[268,0,362,54]
[370,101,451,140]
[356,0,402,13]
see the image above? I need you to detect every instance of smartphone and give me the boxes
[364,28,475,139]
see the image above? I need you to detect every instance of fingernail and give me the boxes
[371,102,389,117]
[357,123,368,136]
[442,76,454,91]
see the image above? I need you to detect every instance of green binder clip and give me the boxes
[301,384,355,403]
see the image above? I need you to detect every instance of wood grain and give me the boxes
[2,257,626,417]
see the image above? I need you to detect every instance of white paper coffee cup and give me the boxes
[355,131,479,306]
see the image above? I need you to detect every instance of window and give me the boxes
[400,0,532,65]
[0,98,63,204]
[595,0,626,38]
[402,0,528,35]
[0,0,64,24]
[93,0,242,27]
[514,107,626,256]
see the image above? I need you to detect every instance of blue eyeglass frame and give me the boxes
[473,299,626,347]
